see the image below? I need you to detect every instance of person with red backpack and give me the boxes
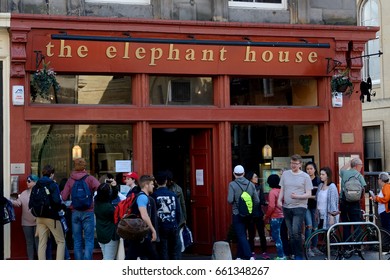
[61,158,100,260]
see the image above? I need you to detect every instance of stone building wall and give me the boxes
[1,0,356,25]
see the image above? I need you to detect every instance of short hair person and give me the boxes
[227,165,260,260]
[370,172,390,232]
[339,158,366,241]
[277,154,312,260]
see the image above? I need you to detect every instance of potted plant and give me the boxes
[30,61,60,102]
[331,68,354,96]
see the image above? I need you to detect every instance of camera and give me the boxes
[105,179,113,183]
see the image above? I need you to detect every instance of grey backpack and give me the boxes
[343,173,363,202]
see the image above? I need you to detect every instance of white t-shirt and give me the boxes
[378,190,386,214]
[280,170,312,209]
[317,188,328,219]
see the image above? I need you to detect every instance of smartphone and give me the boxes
[105,179,112,183]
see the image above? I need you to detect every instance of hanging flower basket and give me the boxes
[30,62,60,102]
[331,69,354,96]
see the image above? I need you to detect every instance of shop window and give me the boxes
[231,123,319,193]
[150,76,213,105]
[363,125,382,171]
[228,0,286,9]
[230,77,318,106]
[31,123,133,251]
[31,124,133,181]
[30,75,132,105]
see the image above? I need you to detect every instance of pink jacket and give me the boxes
[61,170,100,212]
[264,188,284,219]
[12,189,36,226]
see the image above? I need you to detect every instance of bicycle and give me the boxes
[304,212,390,260]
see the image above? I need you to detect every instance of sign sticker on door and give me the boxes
[196,169,204,186]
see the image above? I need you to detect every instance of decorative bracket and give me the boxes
[34,50,45,70]
[326,50,383,74]
[326,58,342,74]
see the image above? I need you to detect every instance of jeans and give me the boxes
[247,216,267,253]
[282,207,306,260]
[125,238,159,260]
[99,239,119,260]
[340,201,362,241]
[270,218,285,258]
[22,225,38,260]
[305,208,318,247]
[72,210,95,260]
[232,214,251,259]
[380,211,390,233]
[280,219,290,257]
[158,227,180,260]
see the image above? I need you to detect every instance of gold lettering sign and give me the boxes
[39,38,329,75]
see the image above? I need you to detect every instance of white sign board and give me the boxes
[196,169,204,186]
[115,160,131,173]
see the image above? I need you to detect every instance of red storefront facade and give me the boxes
[7,14,378,259]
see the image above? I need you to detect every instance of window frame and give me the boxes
[85,0,150,4]
[360,0,381,85]
[228,0,287,10]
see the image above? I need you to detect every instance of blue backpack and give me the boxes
[3,198,16,224]
[71,175,92,210]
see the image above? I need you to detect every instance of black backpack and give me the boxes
[71,175,92,211]
[29,182,54,218]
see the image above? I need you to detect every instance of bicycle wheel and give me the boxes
[304,229,340,260]
[360,226,390,260]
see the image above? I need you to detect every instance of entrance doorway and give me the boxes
[152,128,214,254]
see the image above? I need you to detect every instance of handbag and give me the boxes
[116,214,149,241]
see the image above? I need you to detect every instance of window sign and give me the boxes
[196,169,204,186]
[115,160,131,173]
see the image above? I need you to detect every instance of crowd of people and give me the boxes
[8,158,187,260]
[227,155,378,260]
[5,153,390,260]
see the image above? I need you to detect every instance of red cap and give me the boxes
[124,172,139,181]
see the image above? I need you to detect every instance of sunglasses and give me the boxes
[27,179,32,183]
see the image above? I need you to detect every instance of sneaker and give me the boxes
[251,252,256,260]
[274,256,287,260]
[235,257,242,260]
[249,257,256,260]
[307,249,315,257]
[261,252,270,260]
[312,247,323,255]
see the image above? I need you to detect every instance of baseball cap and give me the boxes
[233,165,245,174]
[124,172,139,181]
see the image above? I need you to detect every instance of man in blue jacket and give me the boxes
[31,164,65,260]
[151,171,181,259]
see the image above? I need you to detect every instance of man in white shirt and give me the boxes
[277,154,312,260]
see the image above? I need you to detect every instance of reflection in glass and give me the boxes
[150,76,213,105]
[31,124,133,180]
[230,77,317,106]
[231,124,319,184]
[30,75,132,104]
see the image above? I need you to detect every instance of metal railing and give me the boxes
[326,221,382,260]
